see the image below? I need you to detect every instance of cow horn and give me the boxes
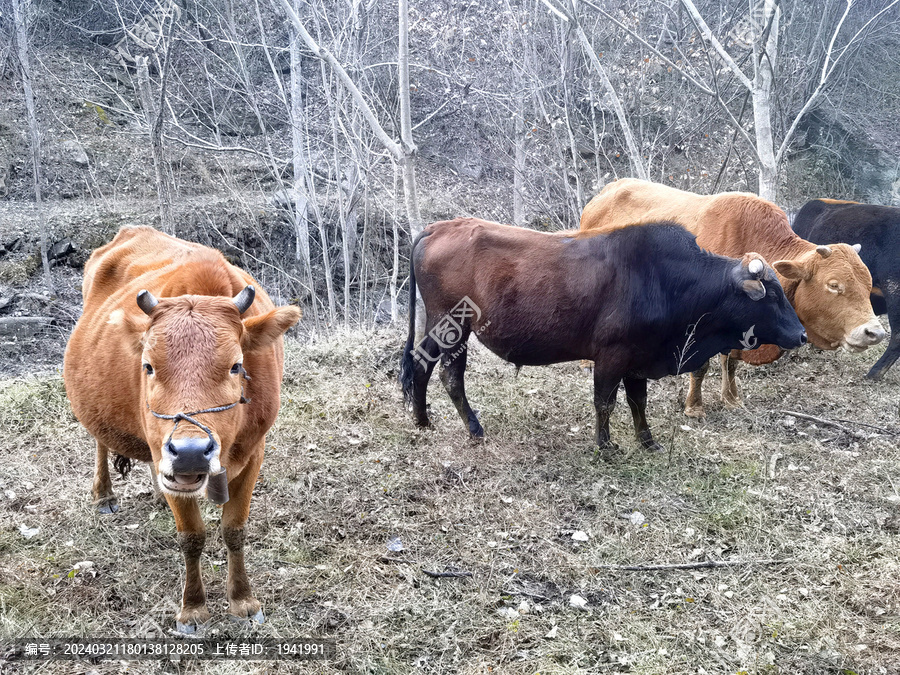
[852,243,862,253]
[816,245,833,259]
[233,285,255,314]
[136,290,158,316]
[748,259,764,278]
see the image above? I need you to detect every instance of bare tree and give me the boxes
[537,0,649,182]
[677,0,898,198]
[10,0,52,293]
[276,0,422,326]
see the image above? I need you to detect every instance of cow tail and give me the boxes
[399,230,429,405]
[112,453,133,479]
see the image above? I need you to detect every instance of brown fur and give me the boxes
[63,226,301,629]
[580,179,880,416]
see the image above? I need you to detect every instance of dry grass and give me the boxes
[2,324,900,674]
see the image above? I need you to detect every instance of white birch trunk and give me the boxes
[11,0,52,293]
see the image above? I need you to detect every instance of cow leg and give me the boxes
[624,377,663,452]
[222,447,265,623]
[438,330,483,438]
[411,334,440,427]
[720,353,742,408]
[684,360,709,418]
[92,442,119,514]
[593,370,621,452]
[867,295,899,380]
[166,495,209,633]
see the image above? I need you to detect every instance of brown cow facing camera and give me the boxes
[64,226,301,633]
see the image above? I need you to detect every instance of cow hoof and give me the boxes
[228,597,263,622]
[642,440,666,453]
[684,405,705,418]
[722,398,742,410]
[176,621,197,635]
[175,606,210,634]
[96,498,119,514]
[594,441,619,458]
[228,608,266,625]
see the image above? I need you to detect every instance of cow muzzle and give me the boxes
[147,397,244,498]
[160,436,217,493]
[845,319,886,351]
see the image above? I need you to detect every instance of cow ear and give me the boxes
[772,259,811,281]
[241,306,302,353]
[108,309,151,354]
[742,279,766,301]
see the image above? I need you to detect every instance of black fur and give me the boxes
[113,453,133,479]
[399,230,431,406]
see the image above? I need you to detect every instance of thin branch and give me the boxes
[536,0,570,23]
[574,23,648,180]
[776,0,900,165]
[275,0,403,160]
[422,569,473,578]
[679,0,753,90]
[597,559,787,572]
[577,0,713,96]
[779,410,874,439]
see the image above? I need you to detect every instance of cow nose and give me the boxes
[165,436,215,474]
[865,325,886,343]
[799,331,807,345]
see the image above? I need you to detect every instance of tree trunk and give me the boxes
[11,0,52,294]
[390,160,400,322]
[289,19,312,268]
[751,0,780,200]
[513,90,527,226]
[136,56,174,234]
[397,0,422,238]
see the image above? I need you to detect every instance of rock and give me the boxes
[49,238,75,261]
[60,139,89,167]
[0,316,52,341]
[1,237,21,254]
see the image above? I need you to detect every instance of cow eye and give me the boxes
[230,363,242,375]
[143,363,154,376]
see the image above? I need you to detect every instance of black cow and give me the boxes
[793,199,899,379]
[399,218,807,452]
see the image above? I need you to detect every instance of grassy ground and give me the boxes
[1,325,899,674]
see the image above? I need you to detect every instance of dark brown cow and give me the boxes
[400,218,806,451]
[64,226,301,632]
[580,178,884,416]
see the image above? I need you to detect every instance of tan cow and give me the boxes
[64,226,301,632]
[580,178,884,416]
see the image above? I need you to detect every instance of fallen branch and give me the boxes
[779,410,869,439]
[505,587,552,602]
[832,418,898,435]
[378,556,414,565]
[422,569,473,579]
[596,559,786,572]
